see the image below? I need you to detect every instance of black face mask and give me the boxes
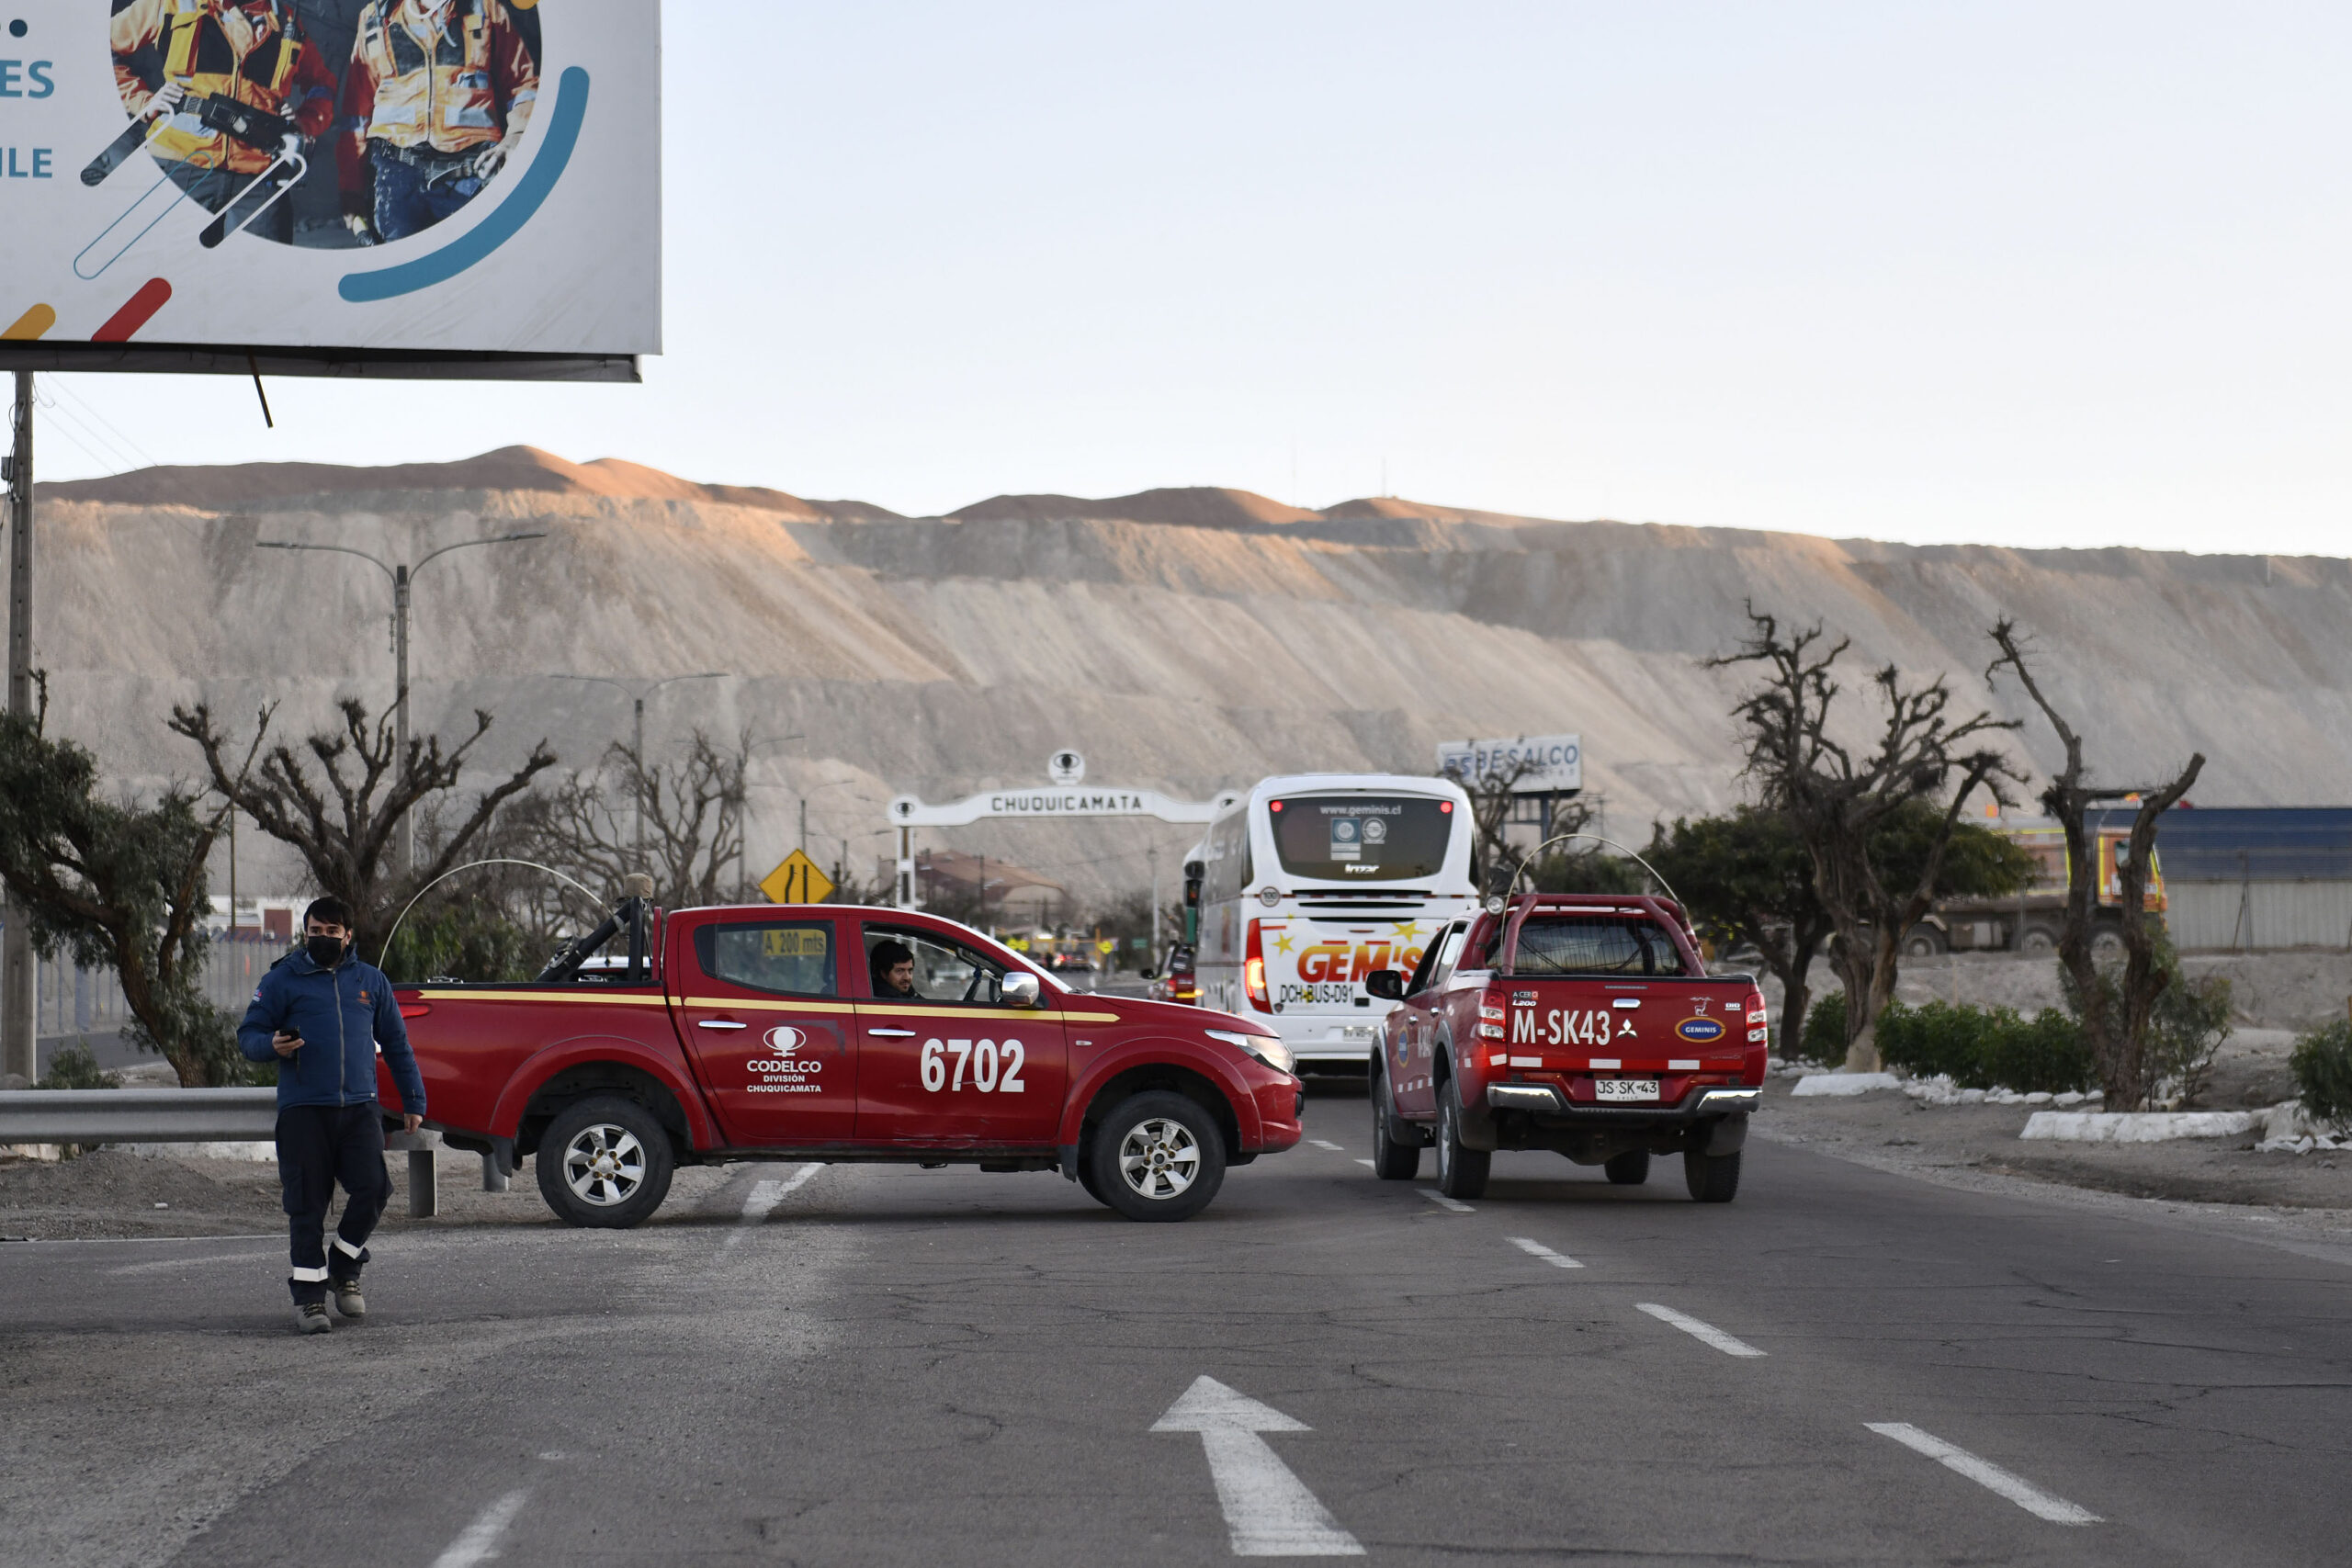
[306,934,346,967]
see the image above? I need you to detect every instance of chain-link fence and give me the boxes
[8,938,288,1043]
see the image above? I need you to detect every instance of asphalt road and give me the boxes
[5,1089,2351,1567]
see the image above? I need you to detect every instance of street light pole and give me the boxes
[3,371,34,1081]
[255,530,545,874]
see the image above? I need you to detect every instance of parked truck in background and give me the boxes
[1905,818,2165,957]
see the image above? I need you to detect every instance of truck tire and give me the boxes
[1090,1090,1226,1222]
[536,1095,676,1229]
[1369,1062,1420,1181]
[2017,922,2059,953]
[1075,1156,1109,1207]
[1901,925,1947,957]
[1684,1147,1741,1203]
[1434,1077,1490,1201]
[2089,922,2126,959]
[1603,1149,1650,1186]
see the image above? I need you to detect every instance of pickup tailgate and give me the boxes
[1479,976,1766,1108]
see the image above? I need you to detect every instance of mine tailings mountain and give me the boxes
[35,446,2352,905]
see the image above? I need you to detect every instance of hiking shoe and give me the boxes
[294,1302,332,1336]
[330,1277,366,1320]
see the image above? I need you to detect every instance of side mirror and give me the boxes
[1363,969,1406,1001]
[1001,971,1043,1009]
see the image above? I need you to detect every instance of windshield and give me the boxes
[1511,917,1689,976]
[1269,795,1456,882]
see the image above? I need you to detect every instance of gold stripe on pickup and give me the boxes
[683,996,850,1015]
[852,1003,1122,1024]
[417,990,671,1006]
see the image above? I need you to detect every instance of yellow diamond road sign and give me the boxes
[759,850,834,906]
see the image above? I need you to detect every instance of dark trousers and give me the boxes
[369,147,481,241]
[276,1103,390,1304]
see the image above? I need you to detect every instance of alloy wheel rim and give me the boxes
[563,1122,646,1206]
[1116,1117,1200,1200]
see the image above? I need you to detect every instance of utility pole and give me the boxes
[1148,843,1161,963]
[554,672,728,876]
[798,796,808,858]
[256,531,544,874]
[2,371,33,1082]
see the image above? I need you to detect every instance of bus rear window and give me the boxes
[1511,917,1688,976]
[1270,795,1455,882]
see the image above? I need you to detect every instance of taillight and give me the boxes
[399,1003,431,1021]
[1243,919,1272,1012]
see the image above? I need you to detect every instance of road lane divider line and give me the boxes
[430,1490,529,1568]
[1353,1158,1374,1168]
[742,1163,825,1224]
[105,1248,278,1277]
[1636,1302,1763,1357]
[1418,1188,1473,1213]
[1507,1236,1583,1269]
[1153,1375,1365,1557]
[1865,1424,2101,1525]
[1308,1139,1344,1151]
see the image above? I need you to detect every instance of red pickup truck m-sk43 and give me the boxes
[382,897,1305,1225]
[1364,894,1766,1202]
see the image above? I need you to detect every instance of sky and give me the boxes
[34,2,2352,556]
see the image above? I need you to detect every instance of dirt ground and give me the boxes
[0,1145,743,1242]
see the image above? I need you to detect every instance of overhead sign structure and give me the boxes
[0,0,657,380]
[759,851,834,907]
[888,788,1237,829]
[1436,733,1582,795]
[886,784,1242,908]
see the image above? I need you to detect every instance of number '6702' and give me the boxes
[919,1038,1027,1093]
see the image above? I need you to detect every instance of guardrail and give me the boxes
[0,1090,495,1214]
[0,1088,277,1143]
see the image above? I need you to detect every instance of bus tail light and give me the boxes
[1244,919,1272,1012]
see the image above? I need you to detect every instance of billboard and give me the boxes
[1436,733,1582,795]
[0,0,656,379]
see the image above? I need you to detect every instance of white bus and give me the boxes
[1195,773,1480,1074]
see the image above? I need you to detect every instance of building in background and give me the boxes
[2136,807,2352,952]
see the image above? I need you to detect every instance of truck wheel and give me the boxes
[1091,1090,1226,1222]
[2089,922,2126,959]
[1603,1149,1650,1186]
[536,1096,675,1229]
[1370,1063,1420,1180]
[1902,925,1947,957]
[1684,1147,1741,1203]
[1434,1077,1490,1201]
[2017,923,2059,953]
[1075,1153,1110,1207]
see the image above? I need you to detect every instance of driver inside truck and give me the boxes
[870,939,922,1002]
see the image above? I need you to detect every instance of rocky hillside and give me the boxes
[32,447,2352,906]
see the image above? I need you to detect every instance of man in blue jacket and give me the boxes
[239,897,425,1336]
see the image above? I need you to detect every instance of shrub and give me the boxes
[35,1042,122,1090]
[1796,989,1847,1066]
[2147,970,2232,1109]
[2290,1020,2352,1135]
[1878,998,2096,1094]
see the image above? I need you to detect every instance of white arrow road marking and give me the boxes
[1507,1236,1583,1269]
[719,1163,826,1254]
[1153,1376,1365,1557]
[1353,1158,1374,1168]
[431,1490,529,1568]
[1637,1302,1764,1357]
[1417,1188,1473,1213]
[1308,1139,1344,1151]
[1866,1424,2101,1525]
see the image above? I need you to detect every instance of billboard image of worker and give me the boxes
[0,0,654,368]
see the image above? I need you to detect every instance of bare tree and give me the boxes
[170,699,556,957]
[1987,621,2205,1107]
[1711,607,2018,1070]
[515,729,747,909]
[1444,755,1608,896]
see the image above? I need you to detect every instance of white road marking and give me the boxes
[1636,1302,1764,1357]
[742,1163,825,1224]
[430,1490,530,1568]
[1418,1188,1473,1213]
[1353,1158,1374,1168]
[105,1249,277,1277]
[1507,1236,1583,1269]
[1153,1376,1364,1557]
[1308,1139,1344,1151]
[1866,1423,2101,1525]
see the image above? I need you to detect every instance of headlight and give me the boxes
[1205,1027,1294,1075]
